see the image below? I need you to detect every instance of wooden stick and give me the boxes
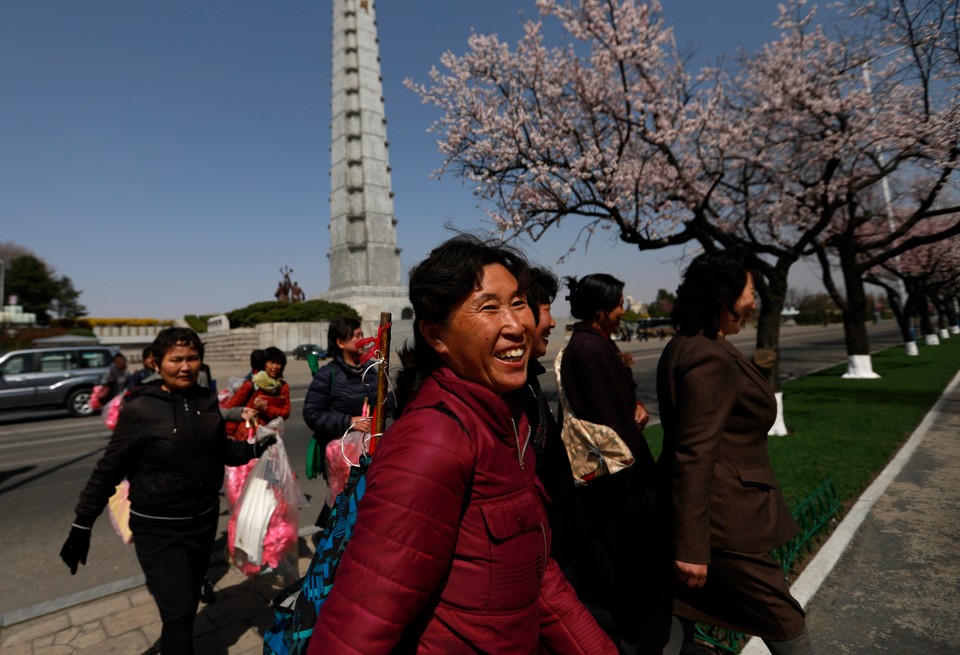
[370,312,392,453]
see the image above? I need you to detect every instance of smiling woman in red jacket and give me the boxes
[307,235,615,655]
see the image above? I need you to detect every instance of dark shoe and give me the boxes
[200,578,217,604]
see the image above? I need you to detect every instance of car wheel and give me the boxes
[67,387,96,417]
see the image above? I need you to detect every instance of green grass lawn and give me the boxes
[645,336,960,507]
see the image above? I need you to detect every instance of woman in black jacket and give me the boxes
[60,328,273,654]
[302,317,379,450]
[560,273,656,647]
[505,265,580,572]
[302,317,396,488]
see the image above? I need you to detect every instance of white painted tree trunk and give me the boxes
[924,333,941,345]
[768,391,788,436]
[904,341,919,356]
[842,354,881,379]
[938,328,950,339]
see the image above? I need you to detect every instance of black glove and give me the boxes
[60,524,91,575]
[255,435,277,457]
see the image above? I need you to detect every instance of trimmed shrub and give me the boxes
[226,300,360,327]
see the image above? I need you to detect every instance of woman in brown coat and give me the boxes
[655,249,815,654]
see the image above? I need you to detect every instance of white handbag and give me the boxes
[554,349,635,485]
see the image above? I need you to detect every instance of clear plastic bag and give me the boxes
[217,376,247,405]
[227,420,307,585]
[89,384,109,411]
[224,415,274,508]
[324,428,370,506]
[102,394,123,431]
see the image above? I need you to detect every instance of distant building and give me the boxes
[0,303,36,325]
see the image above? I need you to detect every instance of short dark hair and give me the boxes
[152,327,204,361]
[397,234,530,408]
[327,317,362,357]
[141,346,155,361]
[564,273,624,320]
[527,266,560,323]
[249,349,266,372]
[672,248,756,338]
[264,346,287,374]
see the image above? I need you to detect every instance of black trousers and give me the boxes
[130,508,219,654]
[571,470,662,642]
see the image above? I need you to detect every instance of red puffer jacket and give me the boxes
[307,367,615,655]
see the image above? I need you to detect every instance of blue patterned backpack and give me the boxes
[262,455,370,655]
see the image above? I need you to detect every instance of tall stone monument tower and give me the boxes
[326,0,409,322]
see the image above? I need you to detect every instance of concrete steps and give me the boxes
[201,328,259,362]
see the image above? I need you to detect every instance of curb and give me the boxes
[0,574,145,628]
[740,368,960,654]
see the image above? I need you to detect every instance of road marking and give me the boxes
[0,431,109,448]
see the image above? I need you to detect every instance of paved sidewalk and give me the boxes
[2,366,958,654]
[742,370,960,654]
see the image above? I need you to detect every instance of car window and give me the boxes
[78,350,111,368]
[39,351,78,372]
[0,353,34,375]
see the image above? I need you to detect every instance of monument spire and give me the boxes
[326,0,408,321]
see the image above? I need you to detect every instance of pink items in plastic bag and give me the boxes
[227,421,306,585]
[224,416,276,508]
[89,385,109,411]
[102,395,123,431]
[324,430,369,506]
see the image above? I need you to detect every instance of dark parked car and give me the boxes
[292,344,327,361]
[0,345,121,416]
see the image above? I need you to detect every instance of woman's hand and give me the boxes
[619,351,635,367]
[351,417,372,434]
[252,396,268,413]
[240,407,258,422]
[634,402,650,428]
[675,560,708,588]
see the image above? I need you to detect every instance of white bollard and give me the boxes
[904,341,919,356]
[842,354,881,379]
[768,391,788,436]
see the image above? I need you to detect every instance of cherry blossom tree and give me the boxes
[867,220,960,352]
[407,0,724,250]
[409,0,958,429]
[806,0,960,376]
[406,0,825,399]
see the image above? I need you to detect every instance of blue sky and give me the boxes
[1,1,824,319]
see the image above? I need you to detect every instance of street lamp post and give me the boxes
[861,59,919,356]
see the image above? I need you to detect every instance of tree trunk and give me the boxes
[946,296,960,335]
[916,293,940,345]
[838,254,879,378]
[884,287,913,343]
[935,300,952,340]
[865,275,918,355]
[754,270,789,435]
[753,273,786,392]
